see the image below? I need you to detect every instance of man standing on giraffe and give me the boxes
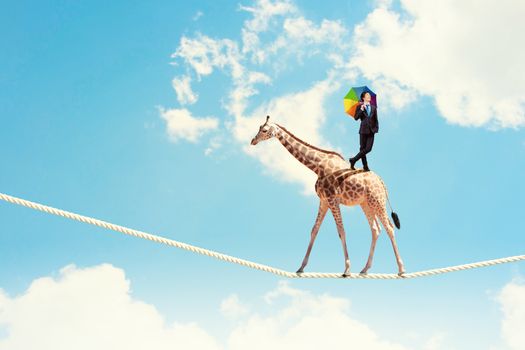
[349,91,379,172]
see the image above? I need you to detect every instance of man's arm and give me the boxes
[353,104,364,120]
[373,107,379,131]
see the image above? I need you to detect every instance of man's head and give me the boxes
[360,91,371,103]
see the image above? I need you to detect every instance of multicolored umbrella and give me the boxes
[343,86,377,118]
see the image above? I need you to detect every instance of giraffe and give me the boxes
[250,116,405,277]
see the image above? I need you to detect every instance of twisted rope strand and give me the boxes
[1,192,523,279]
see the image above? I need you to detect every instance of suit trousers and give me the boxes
[352,133,375,168]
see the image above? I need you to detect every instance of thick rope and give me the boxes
[0,192,523,279]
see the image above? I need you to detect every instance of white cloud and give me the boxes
[349,0,525,129]
[0,265,418,350]
[283,17,347,46]
[172,34,241,78]
[226,280,410,350]
[220,294,250,319]
[0,265,414,350]
[238,0,297,33]
[496,278,525,350]
[172,75,198,105]
[371,77,419,112]
[234,78,342,196]
[240,2,349,66]
[160,107,219,143]
[193,10,203,21]
[204,136,223,156]
[226,69,271,120]
[373,0,393,8]
[262,17,349,67]
[5,264,521,350]
[171,32,271,121]
[423,333,447,350]
[0,264,220,350]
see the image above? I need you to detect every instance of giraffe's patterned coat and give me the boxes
[251,116,405,276]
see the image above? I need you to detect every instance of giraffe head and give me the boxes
[250,115,278,145]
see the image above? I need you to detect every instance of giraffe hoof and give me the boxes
[296,268,304,274]
[359,269,368,275]
[397,271,406,277]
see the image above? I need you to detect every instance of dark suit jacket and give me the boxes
[353,103,379,134]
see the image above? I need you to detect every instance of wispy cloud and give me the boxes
[159,107,219,143]
[204,135,223,156]
[220,294,250,319]
[172,75,198,105]
[193,10,203,21]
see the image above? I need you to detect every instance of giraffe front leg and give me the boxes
[328,199,351,277]
[297,200,328,274]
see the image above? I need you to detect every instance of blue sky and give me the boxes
[1,0,525,349]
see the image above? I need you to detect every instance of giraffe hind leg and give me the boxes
[360,203,381,274]
[377,208,405,275]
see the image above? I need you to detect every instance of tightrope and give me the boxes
[1,192,523,279]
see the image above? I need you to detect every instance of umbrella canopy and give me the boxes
[343,85,377,117]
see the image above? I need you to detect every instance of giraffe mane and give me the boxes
[274,123,345,161]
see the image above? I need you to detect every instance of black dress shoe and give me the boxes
[349,157,356,170]
[363,166,370,172]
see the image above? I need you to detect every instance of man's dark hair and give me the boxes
[360,91,371,101]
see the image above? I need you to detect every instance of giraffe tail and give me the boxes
[380,176,401,230]
[390,209,401,230]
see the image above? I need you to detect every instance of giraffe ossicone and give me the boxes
[250,116,405,277]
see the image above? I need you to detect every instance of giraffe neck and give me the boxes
[274,125,341,177]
